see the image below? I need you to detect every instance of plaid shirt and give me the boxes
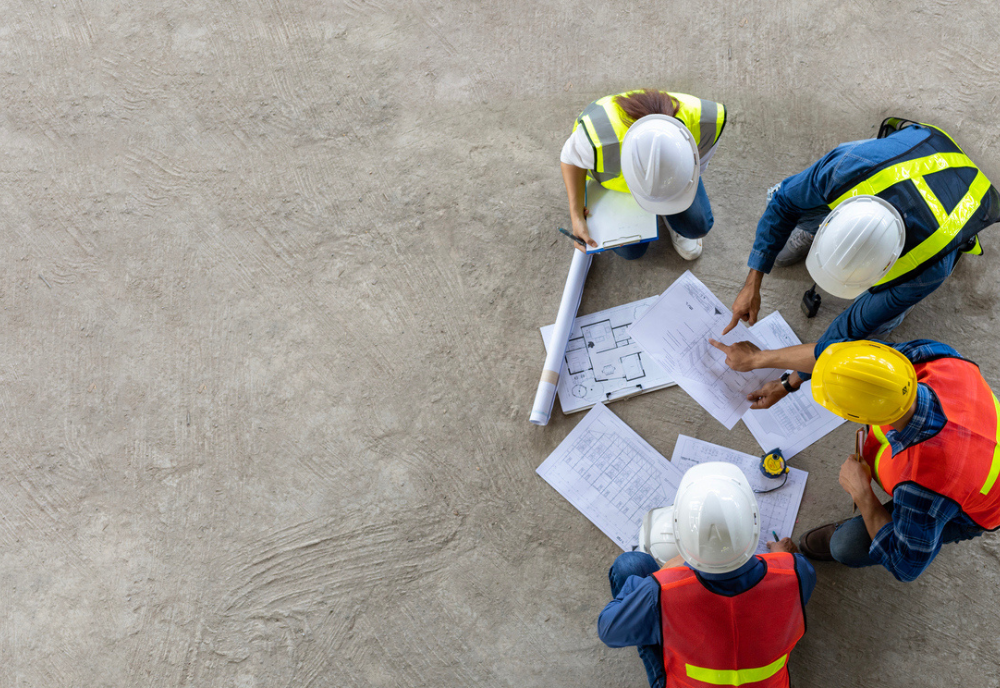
[869,340,984,581]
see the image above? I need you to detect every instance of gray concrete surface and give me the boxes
[2,1,1000,686]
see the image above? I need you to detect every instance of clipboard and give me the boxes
[584,180,658,254]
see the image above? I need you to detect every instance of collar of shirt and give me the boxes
[689,556,766,596]
[885,383,946,454]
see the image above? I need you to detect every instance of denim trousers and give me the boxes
[829,500,985,567]
[613,179,714,260]
[607,552,666,688]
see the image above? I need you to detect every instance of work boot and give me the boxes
[797,522,843,561]
[669,229,703,261]
[773,227,815,268]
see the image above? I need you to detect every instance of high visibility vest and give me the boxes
[828,123,997,292]
[863,356,1000,530]
[653,553,805,688]
[572,91,726,194]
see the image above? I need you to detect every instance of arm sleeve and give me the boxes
[748,141,875,274]
[890,339,964,364]
[792,554,817,605]
[597,575,662,648]
[809,250,958,365]
[560,126,595,170]
[868,484,963,583]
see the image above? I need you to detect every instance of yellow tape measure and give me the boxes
[759,448,789,479]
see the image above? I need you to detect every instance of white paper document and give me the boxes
[536,404,684,550]
[540,296,676,414]
[584,181,658,253]
[670,435,808,554]
[628,271,783,429]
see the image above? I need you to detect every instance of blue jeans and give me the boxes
[608,552,666,688]
[829,500,985,567]
[613,179,714,260]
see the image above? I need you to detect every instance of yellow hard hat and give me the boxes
[811,341,917,425]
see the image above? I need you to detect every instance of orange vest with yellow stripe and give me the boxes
[862,356,1000,529]
[653,553,805,688]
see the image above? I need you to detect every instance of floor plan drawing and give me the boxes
[536,404,685,550]
[541,296,676,414]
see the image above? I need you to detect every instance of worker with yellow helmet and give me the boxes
[710,337,1000,581]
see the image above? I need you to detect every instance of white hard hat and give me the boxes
[673,462,760,574]
[621,115,700,215]
[806,195,906,299]
[637,506,680,567]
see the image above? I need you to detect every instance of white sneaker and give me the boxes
[670,229,703,261]
[773,227,815,267]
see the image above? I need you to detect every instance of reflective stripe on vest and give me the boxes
[828,128,992,287]
[573,91,725,193]
[983,391,1000,495]
[686,655,788,686]
[870,424,891,490]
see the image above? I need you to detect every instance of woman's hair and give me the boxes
[614,89,679,126]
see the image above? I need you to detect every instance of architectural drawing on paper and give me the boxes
[541,296,675,414]
[536,404,684,549]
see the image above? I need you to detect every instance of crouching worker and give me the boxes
[598,463,815,688]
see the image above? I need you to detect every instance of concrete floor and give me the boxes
[2,1,1000,686]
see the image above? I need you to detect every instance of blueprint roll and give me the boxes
[530,249,592,426]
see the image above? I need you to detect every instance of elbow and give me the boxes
[596,611,624,648]
[890,567,922,583]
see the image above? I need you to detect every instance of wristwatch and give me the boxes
[780,372,799,393]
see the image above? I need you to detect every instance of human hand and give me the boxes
[571,209,597,252]
[709,339,762,372]
[659,554,685,570]
[839,454,874,502]
[746,379,789,409]
[767,537,799,554]
[723,282,761,335]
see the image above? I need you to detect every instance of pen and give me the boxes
[558,227,587,247]
[772,530,779,542]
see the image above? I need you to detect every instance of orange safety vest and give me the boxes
[862,356,1000,529]
[653,553,805,688]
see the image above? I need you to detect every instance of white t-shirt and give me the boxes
[560,125,716,175]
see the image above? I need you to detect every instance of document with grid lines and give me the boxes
[536,404,683,550]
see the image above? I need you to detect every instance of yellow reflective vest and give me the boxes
[572,90,726,194]
[829,122,997,291]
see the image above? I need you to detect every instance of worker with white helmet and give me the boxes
[599,463,815,688]
[720,118,998,408]
[561,89,726,261]
[709,339,1000,582]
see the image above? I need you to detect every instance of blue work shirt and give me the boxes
[866,339,984,582]
[597,555,816,649]
[748,125,980,357]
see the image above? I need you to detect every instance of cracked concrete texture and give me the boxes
[1,1,999,686]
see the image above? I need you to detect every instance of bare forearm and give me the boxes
[744,269,764,291]
[856,488,892,540]
[752,343,818,374]
[561,162,587,220]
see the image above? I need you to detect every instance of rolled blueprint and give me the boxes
[530,249,592,425]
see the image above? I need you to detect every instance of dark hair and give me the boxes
[613,89,679,125]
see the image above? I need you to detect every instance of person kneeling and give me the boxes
[598,463,815,688]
